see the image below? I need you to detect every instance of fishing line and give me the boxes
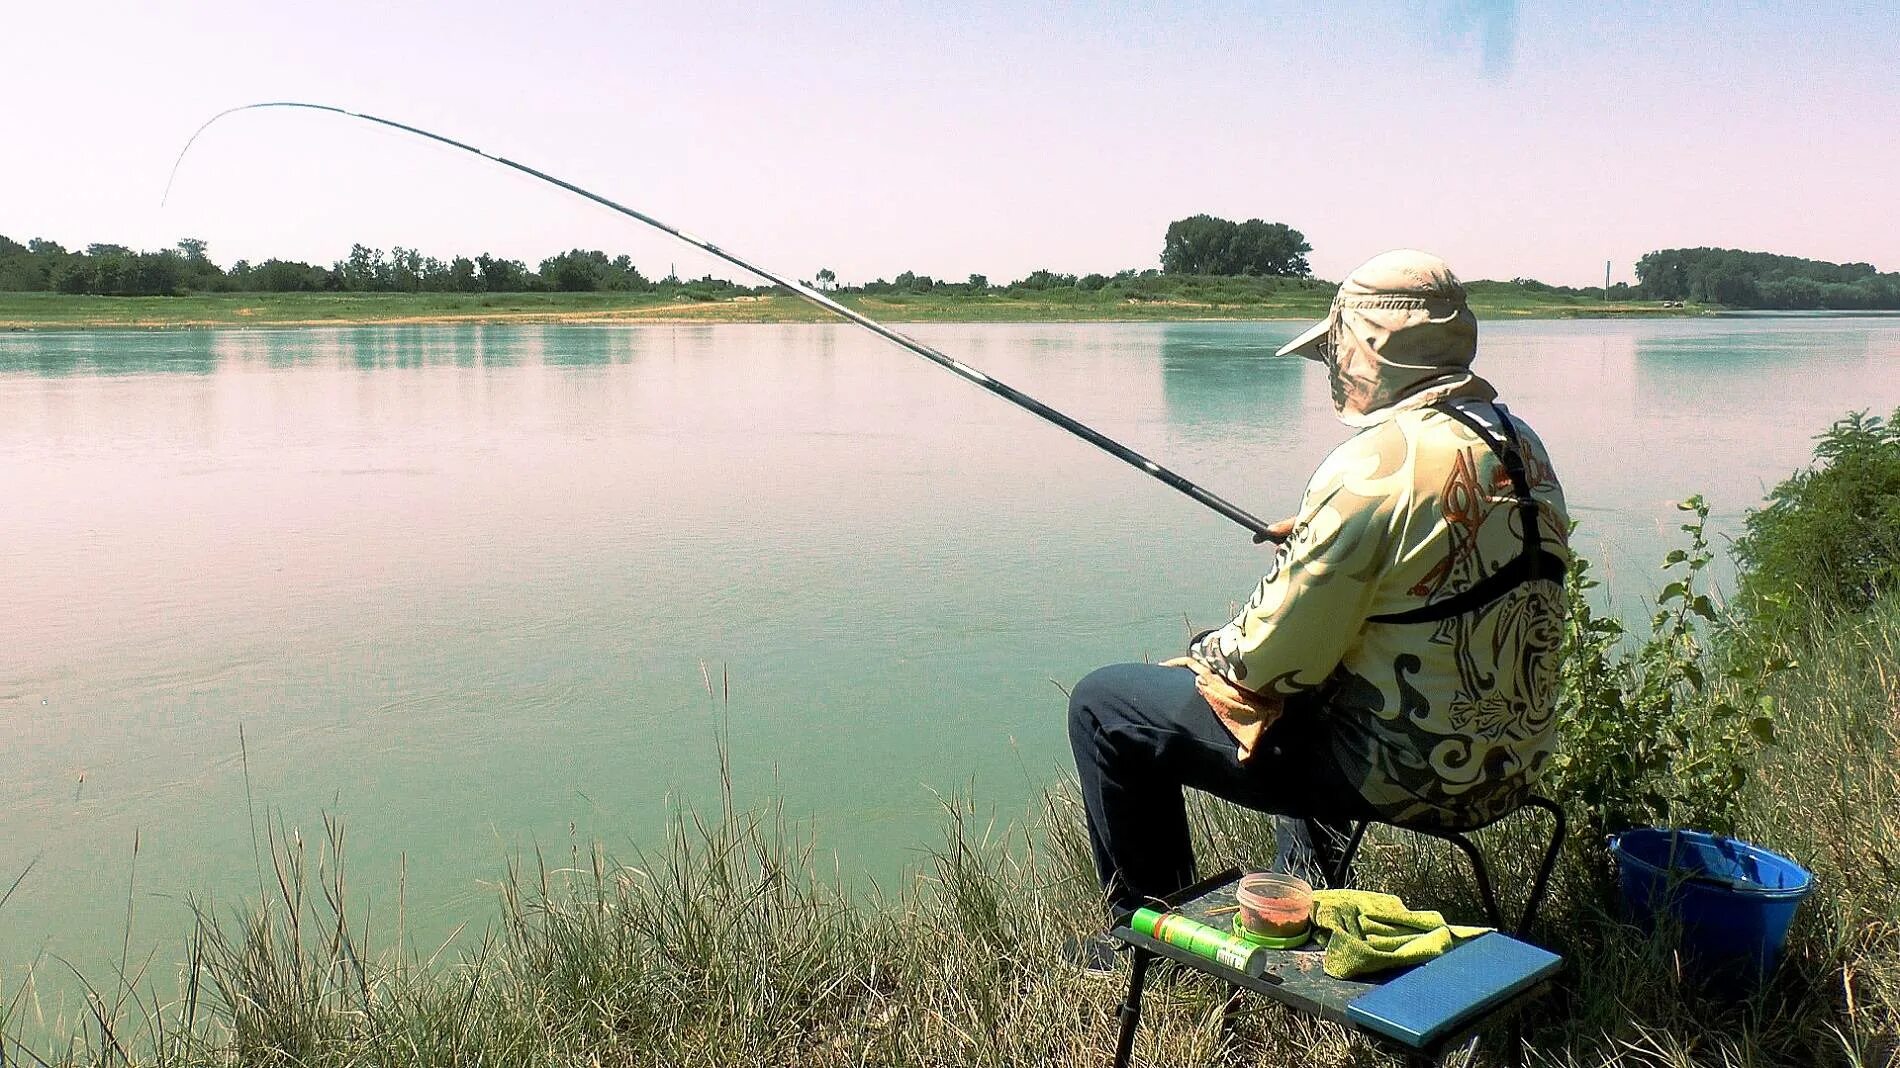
[164,101,1283,542]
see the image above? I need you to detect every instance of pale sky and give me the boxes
[4,1,1896,287]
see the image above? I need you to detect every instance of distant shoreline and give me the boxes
[0,290,1709,331]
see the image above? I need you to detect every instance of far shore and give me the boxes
[0,290,1707,331]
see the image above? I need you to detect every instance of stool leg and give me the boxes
[1329,821,1370,888]
[1518,797,1566,936]
[1113,949,1152,1068]
[1447,834,1504,930]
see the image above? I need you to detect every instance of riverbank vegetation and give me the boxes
[5,410,1897,1065]
[0,283,1690,331]
[24,223,1875,329]
[6,225,1892,324]
[1637,248,1900,311]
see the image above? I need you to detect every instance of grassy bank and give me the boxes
[0,284,1702,330]
[5,592,1895,1066]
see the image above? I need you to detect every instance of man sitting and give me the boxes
[1067,250,1571,949]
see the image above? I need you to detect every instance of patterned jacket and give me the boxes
[1190,381,1570,828]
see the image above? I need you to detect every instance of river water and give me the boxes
[3,316,1897,989]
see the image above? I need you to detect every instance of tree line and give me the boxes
[0,236,755,297]
[0,215,1321,299]
[9,227,1891,310]
[1637,247,1900,310]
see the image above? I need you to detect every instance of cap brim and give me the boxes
[1274,312,1333,360]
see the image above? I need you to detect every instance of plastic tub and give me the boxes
[1236,871,1313,948]
[1608,828,1813,992]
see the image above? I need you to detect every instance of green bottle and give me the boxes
[1130,907,1268,976]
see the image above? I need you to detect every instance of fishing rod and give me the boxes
[165,102,1284,543]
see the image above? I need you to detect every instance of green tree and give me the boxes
[1228,219,1311,276]
[85,245,131,294]
[475,253,528,292]
[1160,214,1234,274]
[815,267,836,290]
[52,258,97,294]
[607,254,649,291]
[174,238,229,292]
[891,270,934,293]
[1160,215,1310,276]
[125,250,186,295]
[250,259,328,291]
[1012,269,1077,290]
[338,245,386,291]
[448,256,480,293]
[540,249,643,292]
[541,250,598,291]
[1758,276,1824,309]
[0,236,45,289]
[388,247,425,292]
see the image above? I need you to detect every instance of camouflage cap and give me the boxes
[1276,250,1484,425]
[1275,249,1474,361]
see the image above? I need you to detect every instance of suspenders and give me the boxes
[1366,401,1569,626]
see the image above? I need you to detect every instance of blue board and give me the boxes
[1344,933,1563,1048]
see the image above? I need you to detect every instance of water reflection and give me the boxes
[0,331,221,376]
[540,325,643,367]
[1622,322,1895,521]
[1629,324,1882,423]
[0,324,681,376]
[1157,322,1313,450]
[1152,322,1387,529]
[342,326,477,370]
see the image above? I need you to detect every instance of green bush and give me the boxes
[1546,498,1780,842]
[1545,405,1899,843]
[1733,407,1900,635]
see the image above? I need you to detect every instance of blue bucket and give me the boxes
[1608,828,1813,991]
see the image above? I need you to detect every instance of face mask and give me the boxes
[1318,330,1349,414]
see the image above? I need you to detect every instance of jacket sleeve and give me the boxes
[1189,432,1394,697]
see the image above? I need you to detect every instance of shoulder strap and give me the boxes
[1368,401,1567,626]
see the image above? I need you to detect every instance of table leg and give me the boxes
[1112,949,1152,1068]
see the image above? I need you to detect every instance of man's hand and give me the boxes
[1252,516,1297,545]
[1160,656,1285,762]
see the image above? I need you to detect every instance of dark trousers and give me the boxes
[1067,662,1377,918]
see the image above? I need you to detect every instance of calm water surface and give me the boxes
[3,317,1897,988]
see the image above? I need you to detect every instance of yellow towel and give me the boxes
[1310,889,1491,979]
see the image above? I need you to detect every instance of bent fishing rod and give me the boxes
[165,102,1283,543]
